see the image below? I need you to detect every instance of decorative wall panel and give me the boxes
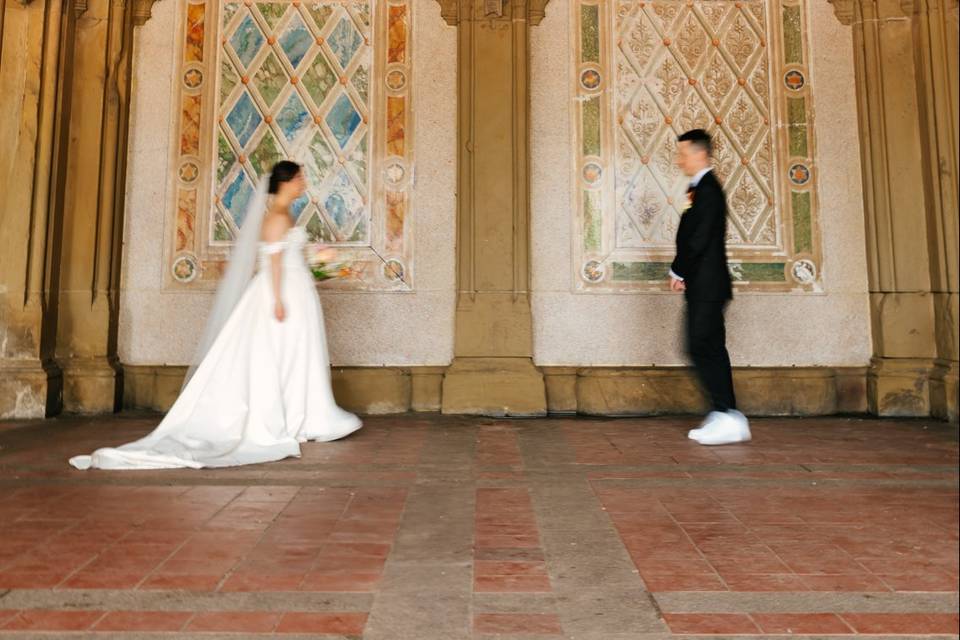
[165,0,413,291]
[572,0,822,292]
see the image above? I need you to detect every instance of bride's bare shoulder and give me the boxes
[261,210,292,242]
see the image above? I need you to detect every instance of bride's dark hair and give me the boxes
[268,160,301,194]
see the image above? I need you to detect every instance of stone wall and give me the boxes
[118,0,458,368]
[530,0,873,369]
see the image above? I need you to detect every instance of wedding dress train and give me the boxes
[69,226,361,470]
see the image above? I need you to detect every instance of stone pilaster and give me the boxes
[438,0,550,416]
[906,0,959,420]
[54,0,132,413]
[55,0,159,413]
[0,0,76,418]
[1,0,160,417]
[830,0,959,419]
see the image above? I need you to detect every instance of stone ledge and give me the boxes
[122,365,448,415]
[118,363,877,417]
[544,366,870,417]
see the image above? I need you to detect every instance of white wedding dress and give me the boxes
[70,225,361,470]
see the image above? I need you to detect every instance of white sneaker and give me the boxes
[688,411,725,440]
[694,410,751,446]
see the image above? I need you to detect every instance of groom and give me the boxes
[669,129,750,445]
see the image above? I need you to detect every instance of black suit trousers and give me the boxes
[685,299,737,413]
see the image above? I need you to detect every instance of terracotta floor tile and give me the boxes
[62,571,147,589]
[475,547,546,562]
[120,529,193,546]
[799,573,891,591]
[631,557,718,575]
[473,613,563,634]
[709,554,792,575]
[140,573,223,591]
[237,486,301,502]
[311,555,386,573]
[641,573,728,591]
[776,553,869,575]
[276,612,368,634]
[474,574,552,592]
[663,613,760,634]
[475,534,541,548]
[0,572,68,589]
[475,561,548,577]
[299,572,382,591]
[722,573,809,591]
[752,613,854,634]
[3,610,105,631]
[877,572,960,591]
[219,572,305,592]
[319,542,392,558]
[842,613,960,634]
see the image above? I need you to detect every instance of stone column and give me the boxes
[0,0,76,418]
[52,0,158,413]
[436,0,550,416]
[0,0,158,418]
[908,0,959,421]
[54,0,132,413]
[831,0,959,419]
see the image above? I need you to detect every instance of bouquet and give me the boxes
[307,245,344,282]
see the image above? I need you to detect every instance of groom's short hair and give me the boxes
[678,129,712,157]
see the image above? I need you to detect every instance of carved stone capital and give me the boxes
[435,0,551,26]
[132,0,160,25]
[435,0,459,25]
[835,0,921,20]
[829,0,857,24]
[527,0,550,24]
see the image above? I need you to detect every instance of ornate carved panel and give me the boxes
[572,0,823,292]
[164,0,413,291]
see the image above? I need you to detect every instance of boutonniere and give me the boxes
[681,191,694,214]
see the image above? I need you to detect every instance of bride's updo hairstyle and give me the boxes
[268,160,301,194]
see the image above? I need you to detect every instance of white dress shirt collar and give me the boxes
[689,166,712,188]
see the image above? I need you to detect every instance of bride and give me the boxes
[70,161,362,470]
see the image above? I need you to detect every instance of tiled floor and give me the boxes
[0,413,957,638]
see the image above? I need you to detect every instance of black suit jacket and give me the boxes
[670,170,733,302]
